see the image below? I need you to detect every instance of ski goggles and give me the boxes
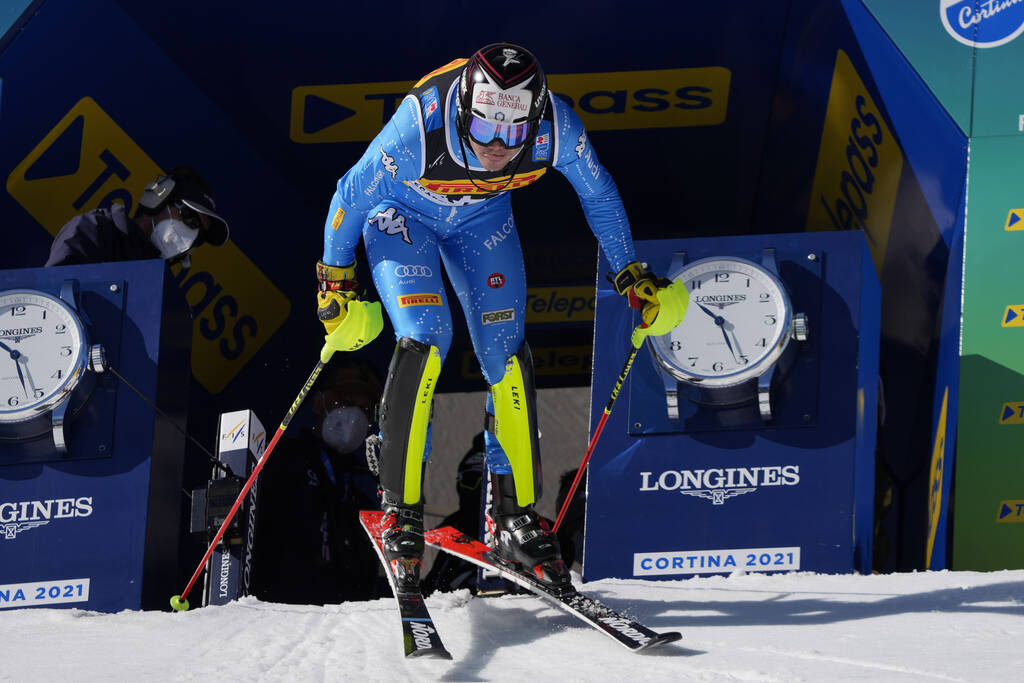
[466,116,533,148]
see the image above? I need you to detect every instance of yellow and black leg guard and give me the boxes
[377,337,441,505]
[489,342,543,510]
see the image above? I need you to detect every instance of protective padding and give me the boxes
[490,344,542,507]
[377,337,441,504]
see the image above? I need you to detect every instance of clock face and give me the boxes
[649,257,792,387]
[0,290,87,423]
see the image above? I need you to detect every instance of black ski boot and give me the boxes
[487,473,571,591]
[379,492,424,594]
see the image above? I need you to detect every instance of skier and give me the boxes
[315,43,687,592]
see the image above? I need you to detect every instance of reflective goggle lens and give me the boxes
[467,116,532,148]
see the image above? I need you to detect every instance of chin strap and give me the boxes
[456,134,525,194]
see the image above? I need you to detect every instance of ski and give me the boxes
[424,526,681,652]
[359,510,452,659]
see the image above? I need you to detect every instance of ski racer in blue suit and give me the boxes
[316,43,687,591]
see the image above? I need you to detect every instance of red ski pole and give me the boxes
[170,302,383,611]
[553,342,640,533]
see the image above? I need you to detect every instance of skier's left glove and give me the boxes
[611,261,689,348]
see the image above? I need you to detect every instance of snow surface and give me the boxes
[2,569,1022,682]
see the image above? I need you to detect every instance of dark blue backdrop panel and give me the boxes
[843,0,967,248]
[583,231,880,582]
[0,260,190,612]
[0,0,794,407]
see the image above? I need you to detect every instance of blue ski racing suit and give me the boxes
[320,57,638,515]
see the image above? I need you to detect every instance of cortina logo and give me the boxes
[369,208,412,244]
[380,146,398,178]
[0,496,94,539]
[640,466,800,505]
[941,0,1024,48]
[394,265,433,278]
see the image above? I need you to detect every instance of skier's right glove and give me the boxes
[316,260,383,353]
[316,260,361,334]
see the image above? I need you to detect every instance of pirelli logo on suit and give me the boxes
[398,293,442,307]
[412,170,547,195]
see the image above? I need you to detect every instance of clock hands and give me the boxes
[719,322,741,364]
[723,320,746,364]
[14,355,29,398]
[0,340,29,397]
[695,302,719,321]
[696,303,743,364]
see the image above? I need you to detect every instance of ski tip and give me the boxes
[406,647,453,660]
[637,631,682,652]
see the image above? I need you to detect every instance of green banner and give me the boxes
[955,135,1024,569]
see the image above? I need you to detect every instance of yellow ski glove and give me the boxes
[315,260,383,354]
[316,260,360,334]
[611,261,689,348]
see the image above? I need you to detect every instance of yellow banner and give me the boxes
[525,286,596,323]
[925,387,948,567]
[7,97,290,394]
[807,50,903,272]
[996,500,1024,523]
[168,244,291,394]
[7,97,162,234]
[1005,208,1024,231]
[290,66,731,144]
[290,80,415,144]
[1002,305,1024,327]
[998,401,1024,424]
[548,67,731,131]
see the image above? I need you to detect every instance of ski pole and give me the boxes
[170,302,383,611]
[553,341,640,533]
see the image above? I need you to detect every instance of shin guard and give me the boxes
[489,343,542,508]
[377,337,441,505]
